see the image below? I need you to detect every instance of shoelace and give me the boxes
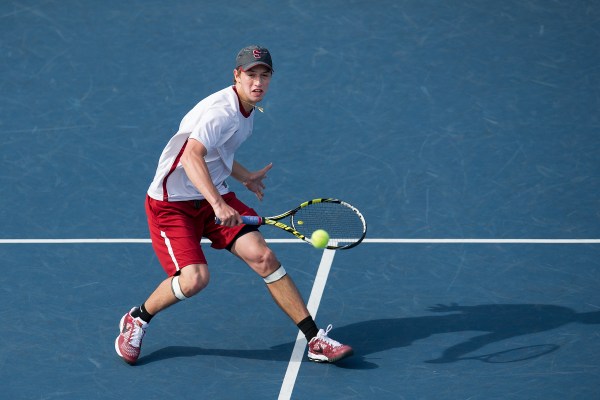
[129,319,147,348]
[319,324,342,347]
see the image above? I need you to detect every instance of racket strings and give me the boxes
[291,202,365,245]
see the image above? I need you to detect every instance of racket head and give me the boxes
[288,198,367,250]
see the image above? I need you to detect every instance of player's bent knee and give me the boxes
[176,264,210,299]
[263,265,287,284]
[252,248,280,275]
[171,275,188,300]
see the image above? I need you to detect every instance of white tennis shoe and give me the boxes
[307,324,353,363]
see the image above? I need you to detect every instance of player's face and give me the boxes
[236,65,272,104]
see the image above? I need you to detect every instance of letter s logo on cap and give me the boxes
[253,49,261,59]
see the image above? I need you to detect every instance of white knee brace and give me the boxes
[263,265,287,284]
[171,275,188,301]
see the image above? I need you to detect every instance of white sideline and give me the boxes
[1,238,599,244]
[278,248,336,400]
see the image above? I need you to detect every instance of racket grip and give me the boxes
[214,216,263,225]
[240,215,262,225]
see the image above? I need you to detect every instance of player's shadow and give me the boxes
[136,344,294,366]
[136,304,600,369]
[332,303,600,369]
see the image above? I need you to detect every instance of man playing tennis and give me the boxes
[115,45,353,365]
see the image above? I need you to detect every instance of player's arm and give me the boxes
[180,138,241,226]
[231,160,273,201]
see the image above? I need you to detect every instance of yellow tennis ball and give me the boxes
[311,229,329,249]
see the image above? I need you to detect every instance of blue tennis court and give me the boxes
[1,1,599,399]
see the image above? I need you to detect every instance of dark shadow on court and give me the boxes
[136,343,295,366]
[333,303,600,368]
[135,304,599,368]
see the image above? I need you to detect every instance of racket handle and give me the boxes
[215,215,263,225]
[240,216,262,225]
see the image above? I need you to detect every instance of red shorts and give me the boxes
[145,192,258,276]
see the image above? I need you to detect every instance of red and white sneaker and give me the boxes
[115,308,147,365]
[307,324,353,363]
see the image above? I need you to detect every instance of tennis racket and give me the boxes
[216,198,367,250]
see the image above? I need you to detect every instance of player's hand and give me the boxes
[213,203,242,227]
[243,163,273,201]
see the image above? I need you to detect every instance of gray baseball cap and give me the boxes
[236,45,273,71]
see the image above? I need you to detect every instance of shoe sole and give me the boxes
[308,348,354,363]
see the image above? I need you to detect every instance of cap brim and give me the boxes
[240,62,273,71]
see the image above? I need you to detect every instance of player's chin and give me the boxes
[250,90,265,101]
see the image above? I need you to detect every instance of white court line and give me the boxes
[0,238,599,244]
[0,239,154,243]
[362,238,600,244]
[278,248,336,400]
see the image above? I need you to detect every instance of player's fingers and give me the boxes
[221,210,242,227]
[225,214,242,226]
[256,189,264,201]
[260,163,273,175]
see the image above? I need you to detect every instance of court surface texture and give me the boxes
[1,1,599,399]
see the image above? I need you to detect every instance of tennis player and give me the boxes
[115,45,353,365]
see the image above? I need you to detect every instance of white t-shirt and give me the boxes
[147,86,254,202]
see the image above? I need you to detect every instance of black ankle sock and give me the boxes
[131,303,154,324]
[297,316,319,341]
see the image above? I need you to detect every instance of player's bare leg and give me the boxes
[230,231,310,322]
[264,274,311,323]
[231,231,353,362]
[143,263,210,315]
[115,263,209,364]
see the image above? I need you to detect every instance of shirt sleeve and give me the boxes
[189,108,237,151]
